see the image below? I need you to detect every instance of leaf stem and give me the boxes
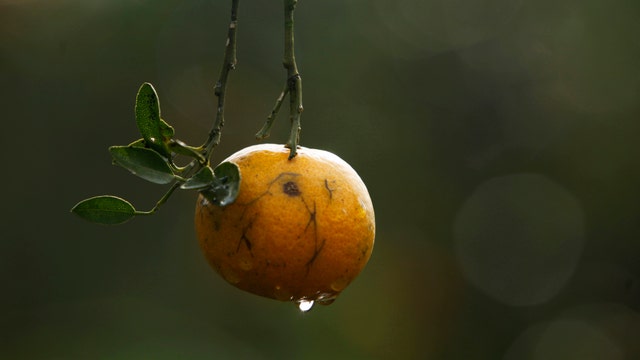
[136,181,182,216]
[203,0,240,161]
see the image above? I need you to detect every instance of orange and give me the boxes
[195,143,375,307]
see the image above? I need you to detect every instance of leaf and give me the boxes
[135,83,171,156]
[109,145,176,184]
[71,195,136,225]
[201,162,241,206]
[181,166,215,190]
[127,138,146,147]
[169,139,206,163]
[160,119,175,140]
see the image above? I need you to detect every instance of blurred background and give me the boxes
[2,0,640,358]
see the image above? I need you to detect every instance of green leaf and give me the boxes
[201,162,241,206]
[71,195,136,225]
[135,83,171,156]
[169,139,206,163]
[109,145,176,184]
[127,138,146,147]
[181,166,215,190]
[160,119,175,140]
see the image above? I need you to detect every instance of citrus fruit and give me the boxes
[195,143,375,307]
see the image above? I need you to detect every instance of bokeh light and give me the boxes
[454,173,584,306]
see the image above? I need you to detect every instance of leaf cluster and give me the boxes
[71,83,239,225]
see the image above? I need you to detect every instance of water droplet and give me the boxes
[296,299,314,312]
[315,292,338,306]
[317,298,335,306]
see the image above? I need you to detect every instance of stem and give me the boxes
[113,1,243,222]
[136,181,182,216]
[257,0,303,159]
[145,1,239,217]
[255,83,289,139]
[284,0,303,159]
[203,0,240,161]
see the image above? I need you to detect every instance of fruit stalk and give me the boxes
[284,0,303,159]
[255,0,304,159]
[204,0,240,160]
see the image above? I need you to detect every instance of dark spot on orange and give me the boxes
[283,181,301,196]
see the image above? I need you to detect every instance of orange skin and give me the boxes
[195,144,375,305]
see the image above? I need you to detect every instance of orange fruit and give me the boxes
[195,143,375,307]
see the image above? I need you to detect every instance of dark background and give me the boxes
[2,0,639,358]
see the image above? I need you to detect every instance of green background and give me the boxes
[2,0,639,358]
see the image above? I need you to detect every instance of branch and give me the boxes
[283,0,303,159]
[256,0,303,159]
[203,0,240,161]
[255,82,289,140]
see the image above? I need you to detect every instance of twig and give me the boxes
[203,0,240,161]
[283,0,303,159]
[256,83,289,140]
[256,0,303,159]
